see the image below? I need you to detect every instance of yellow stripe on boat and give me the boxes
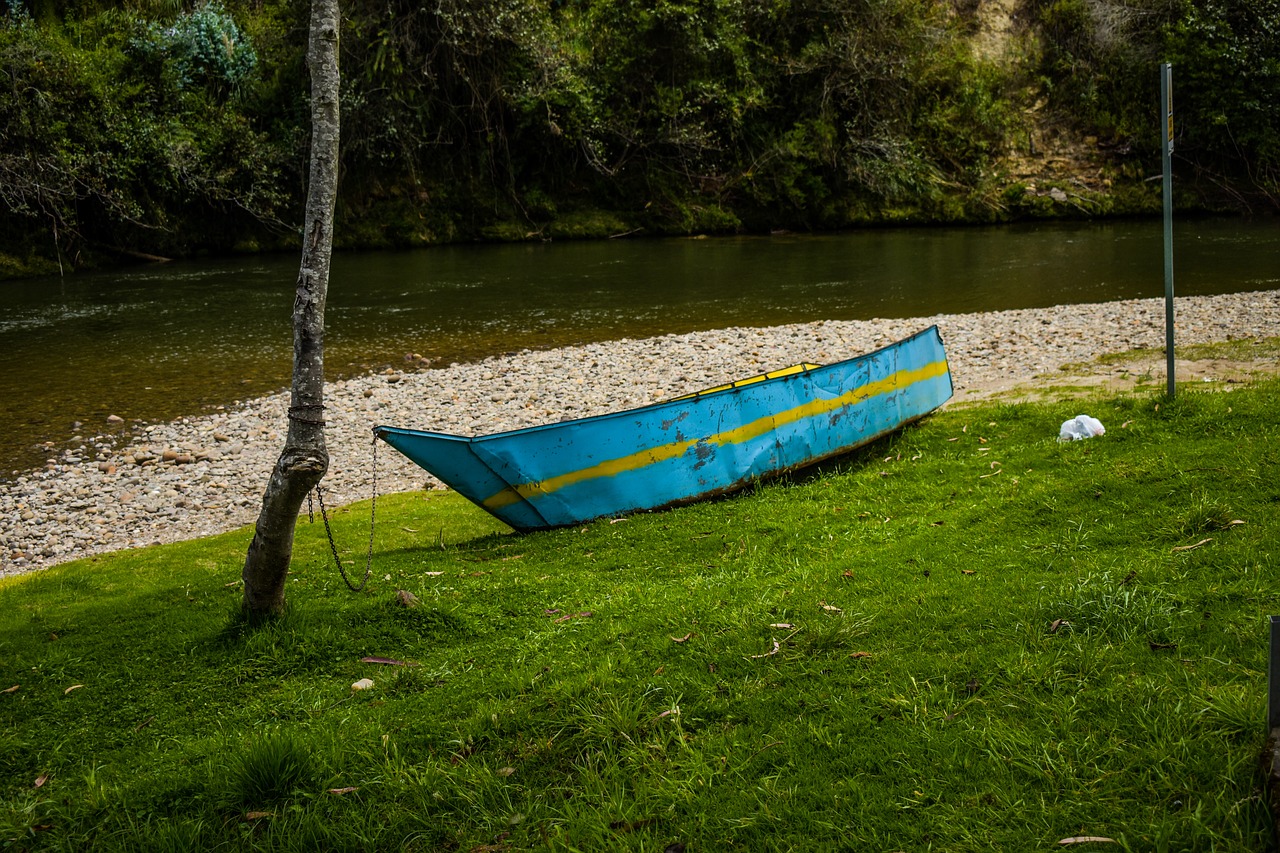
[374,326,954,532]
[482,358,949,510]
[669,363,821,401]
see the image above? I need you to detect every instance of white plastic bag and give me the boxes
[1058,414,1105,442]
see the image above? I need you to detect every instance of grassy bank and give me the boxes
[2,378,1278,850]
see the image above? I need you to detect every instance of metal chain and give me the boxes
[312,434,378,592]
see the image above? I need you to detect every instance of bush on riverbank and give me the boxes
[1032,0,1280,203]
[1,0,1277,277]
[0,3,301,271]
[1,380,1276,848]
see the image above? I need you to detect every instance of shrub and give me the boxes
[144,2,258,97]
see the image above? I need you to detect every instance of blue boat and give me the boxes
[375,326,952,532]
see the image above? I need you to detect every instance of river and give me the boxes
[2,217,1277,473]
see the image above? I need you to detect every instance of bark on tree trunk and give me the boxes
[241,0,340,618]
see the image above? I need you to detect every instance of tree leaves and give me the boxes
[748,639,780,659]
[1058,837,1115,846]
[361,656,414,666]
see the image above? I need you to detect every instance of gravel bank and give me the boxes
[4,290,1278,578]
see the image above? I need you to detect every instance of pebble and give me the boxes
[3,290,1279,579]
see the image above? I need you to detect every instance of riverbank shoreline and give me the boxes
[5,289,1279,579]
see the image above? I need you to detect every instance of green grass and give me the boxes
[4,380,1280,850]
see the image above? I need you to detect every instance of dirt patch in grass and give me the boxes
[951,338,1280,406]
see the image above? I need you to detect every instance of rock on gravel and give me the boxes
[3,290,1278,578]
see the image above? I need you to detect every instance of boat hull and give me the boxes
[376,326,952,532]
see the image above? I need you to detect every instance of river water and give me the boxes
[2,218,1277,473]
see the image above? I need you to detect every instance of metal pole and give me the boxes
[1161,63,1176,398]
[1270,616,1280,731]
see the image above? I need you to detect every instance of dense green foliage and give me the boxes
[138,2,260,95]
[1,0,1277,274]
[0,1,297,274]
[1032,0,1280,206]
[3,366,1280,848]
[335,0,1015,238]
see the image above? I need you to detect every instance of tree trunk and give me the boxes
[241,0,340,618]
